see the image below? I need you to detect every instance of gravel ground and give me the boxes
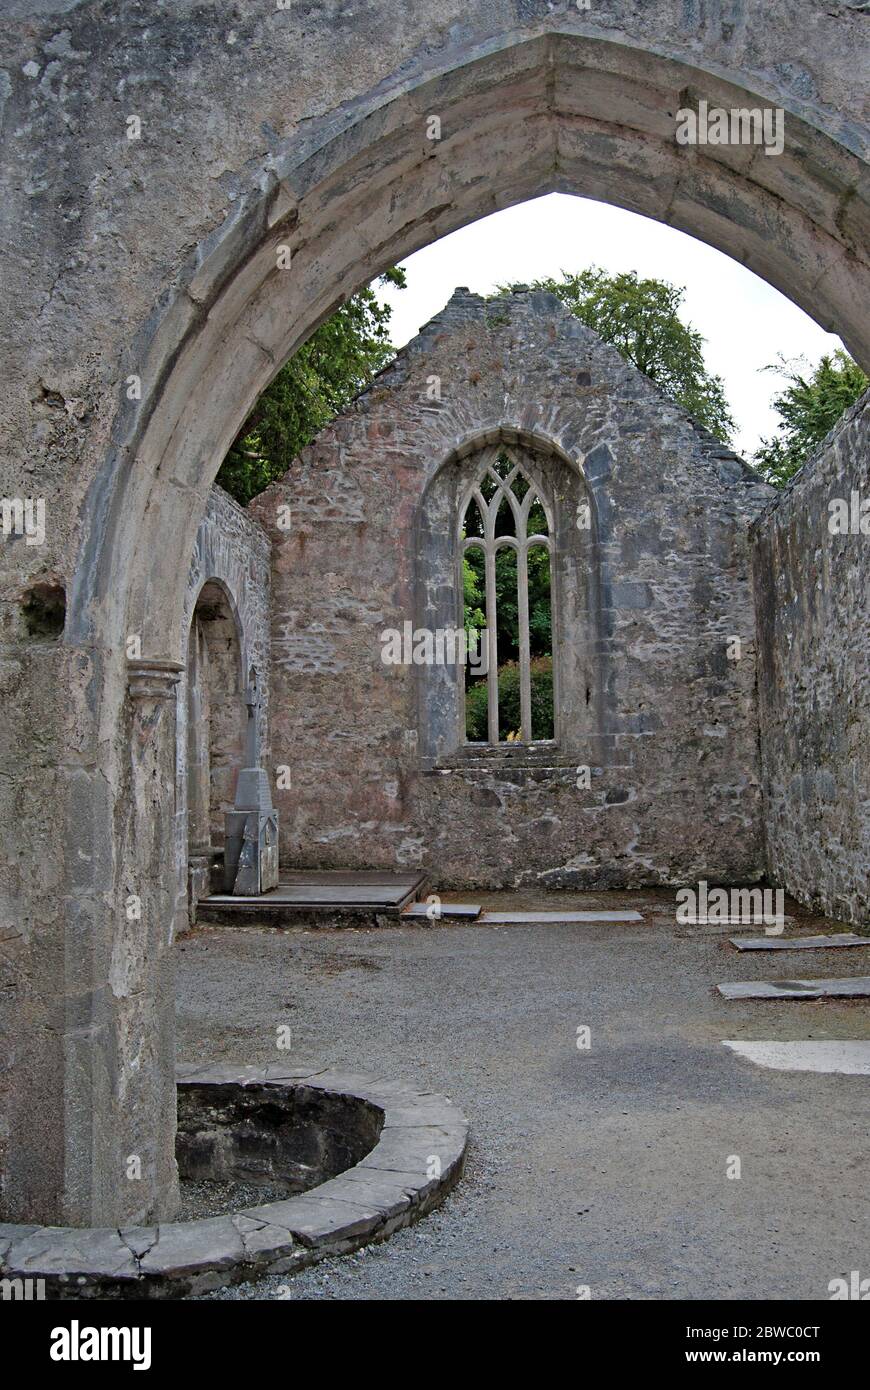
[176,888,870,1301]
[179,1179,294,1221]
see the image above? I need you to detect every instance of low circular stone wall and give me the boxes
[0,1064,469,1299]
[176,1077,384,1199]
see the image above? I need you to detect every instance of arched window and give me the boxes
[185,579,245,855]
[416,431,597,770]
[458,447,555,745]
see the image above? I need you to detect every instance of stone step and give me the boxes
[198,870,429,927]
[730,933,870,951]
[718,975,870,1000]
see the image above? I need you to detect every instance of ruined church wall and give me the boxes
[252,292,772,890]
[752,393,870,926]
[177,486,271,927]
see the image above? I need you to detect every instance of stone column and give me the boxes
[1,651,183,1226]
[115,658,184,1223]
[185,623,212,856]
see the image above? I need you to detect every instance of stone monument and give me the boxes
[224,666,279,894]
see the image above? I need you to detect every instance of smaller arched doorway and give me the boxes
[185,579,246,907]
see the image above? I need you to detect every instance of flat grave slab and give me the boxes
[718,975,870,1000]
[723,1041,870,1074]
[402,902,482,919]
[476,909,644,924]
[730,933,870,952]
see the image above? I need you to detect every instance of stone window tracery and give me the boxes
[458,446,555,745]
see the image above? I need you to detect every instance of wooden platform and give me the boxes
[198,878,651,931]
[198,870,429,928]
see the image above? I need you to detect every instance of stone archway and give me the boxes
[2,4,868,1229]
[184,579,245,909]
[89,31,869,667]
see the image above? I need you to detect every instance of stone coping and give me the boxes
[0,1064,469,1299]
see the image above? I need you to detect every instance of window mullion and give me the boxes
[484,541,499,744]
[518,540,532,742]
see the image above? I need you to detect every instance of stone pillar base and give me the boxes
[224,810,279,894]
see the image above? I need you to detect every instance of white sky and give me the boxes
[375,192,844,460]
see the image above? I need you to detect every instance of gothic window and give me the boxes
[459,448,555,744]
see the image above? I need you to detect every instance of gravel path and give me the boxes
[176,889,870,1300]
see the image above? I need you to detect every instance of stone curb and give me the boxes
[0,1065,469,1299]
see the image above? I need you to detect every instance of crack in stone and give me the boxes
[117,1226,159,1274]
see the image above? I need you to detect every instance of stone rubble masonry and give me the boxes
[250,289,776,890]
[0,0,866,1229]
[751,391,870,927]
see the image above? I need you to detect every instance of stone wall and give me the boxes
[178,486,271,924]
[251,290,774,890]
[752,392,870,926]
[2,0,865,1227]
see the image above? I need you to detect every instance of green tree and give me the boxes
[462,554,486,633]
[754,349,867,487]
[497,268,734,443]
[465,657,554,742]
[216,269,406,505]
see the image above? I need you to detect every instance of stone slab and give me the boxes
[6,1225,140,1279]
[137,1216,245,1280]
[723,1041,870,1074]
[402,902,482,919]
[730,933,870,951]
[242,1193,385,1248]
[0,1225,39,1261]
[477,909,643,923]
[717,976,870,1000]
[337,1168,425,1206]
[381,1103,468,1129]
[357,1127,467,1180]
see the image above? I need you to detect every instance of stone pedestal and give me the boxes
[224,805,279,895]
[223,670,278,895]
[224,771,279,892]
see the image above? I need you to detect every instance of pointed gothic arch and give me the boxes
[3,4,868,1228]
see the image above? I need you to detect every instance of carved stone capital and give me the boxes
[127,658,184,701]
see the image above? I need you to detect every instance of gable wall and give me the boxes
[251,293,773,889]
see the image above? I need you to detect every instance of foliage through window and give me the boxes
[460,449,555,744]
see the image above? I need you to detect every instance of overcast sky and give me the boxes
[375,192,844,461]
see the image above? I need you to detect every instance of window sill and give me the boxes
[424,743,580,773]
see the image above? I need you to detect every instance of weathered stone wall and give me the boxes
[252,290,774,889]
[752,392,870,926]
[1,0,866,1225]
[178,486,271,924]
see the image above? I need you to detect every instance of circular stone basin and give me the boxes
[176,1080,384,1216]
[0,1064,469,1299]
